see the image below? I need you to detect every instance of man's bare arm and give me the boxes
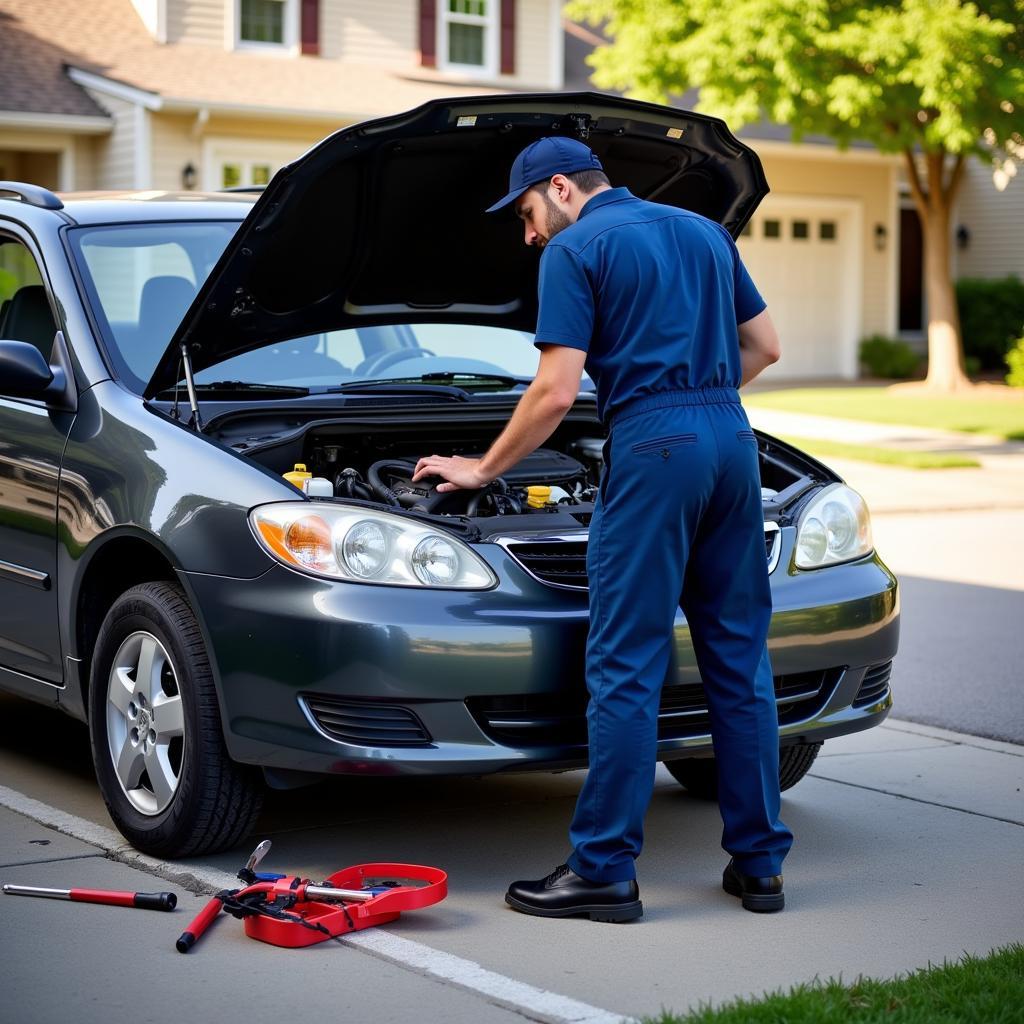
[412,345,586,492]
[738,309,781,387]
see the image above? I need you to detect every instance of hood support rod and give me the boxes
[180,342,204,433]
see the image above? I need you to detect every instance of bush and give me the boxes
[1006,332,1024,388]
[859,335,921,379]
[956,276,1024,370]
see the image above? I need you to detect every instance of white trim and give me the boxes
[66,67,163,111]
[58,143,75,191]
[0,111,111,134]
[227,0,300,56]
[745,138,900,164]
[547,0,563,89]
[159,95,364,122]
[438,0,499,79]
[129,0,167,42]
[133,104,151,189]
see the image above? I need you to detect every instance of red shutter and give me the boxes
[500,0,515,75]
[420,0,437,67]
[301,0,319,55]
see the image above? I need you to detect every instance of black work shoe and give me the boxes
[722,858,785,913]
[505,863,643,922]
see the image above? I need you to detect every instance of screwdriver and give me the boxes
[3,883,177,911]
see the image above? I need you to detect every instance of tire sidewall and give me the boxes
[88,584,208,852]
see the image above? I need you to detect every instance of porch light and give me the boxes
[956,225,971,250]
[181,163,197,191]
[873,223,887,251]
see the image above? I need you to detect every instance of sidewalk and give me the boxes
[0,717,1021,1024]
[745,406,1024,513]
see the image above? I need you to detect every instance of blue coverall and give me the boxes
[534,187,794,883]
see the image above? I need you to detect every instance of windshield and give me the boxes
[70,222,590,394]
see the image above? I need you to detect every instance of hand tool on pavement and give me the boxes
[176,839,447,952]
[3,883,177,911]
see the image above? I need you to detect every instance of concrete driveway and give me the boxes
[2,413,1022,1023]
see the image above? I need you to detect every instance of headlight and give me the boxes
[794,484,873,569]
[250,503,496,589]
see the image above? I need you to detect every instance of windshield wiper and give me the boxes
[155,380,310,397]
[417,372,531,387]
[312,380,470,401]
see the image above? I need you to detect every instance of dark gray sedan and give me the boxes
[0,93,897,856]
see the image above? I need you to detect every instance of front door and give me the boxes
[0,232,67,686]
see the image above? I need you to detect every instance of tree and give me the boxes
[566,0,1024,392]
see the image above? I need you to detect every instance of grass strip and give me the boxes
[643,943,1024,1024]
[746,387,1024,441]
[778,436,980,469]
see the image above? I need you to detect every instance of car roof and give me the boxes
[23,190,254,225]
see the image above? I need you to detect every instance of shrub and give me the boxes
[956,276,1024,370]
[859,335,921,379]
[1006,332,1024,388]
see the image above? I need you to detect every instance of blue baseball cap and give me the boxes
[485,136,604,213]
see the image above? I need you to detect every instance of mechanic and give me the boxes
[411,137,793,922]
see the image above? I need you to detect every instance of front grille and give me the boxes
[467,668,840,747]
[507,525,781,590]
[302,695,431,746]
[852,661,893,708]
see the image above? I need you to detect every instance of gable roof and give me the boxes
[0,0,505,124]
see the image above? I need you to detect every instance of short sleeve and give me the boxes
[733,250,767,325]
[533,244,594,353]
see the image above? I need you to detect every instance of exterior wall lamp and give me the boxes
[181,163,197,191]
[956,225,971,250]
[873,223,887,251]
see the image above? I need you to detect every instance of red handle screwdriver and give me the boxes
[3,883,177,911]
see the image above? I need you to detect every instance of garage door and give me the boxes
[737,200,861,379]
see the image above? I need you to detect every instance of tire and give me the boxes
[88,581,263,857]
[664,742,823,800]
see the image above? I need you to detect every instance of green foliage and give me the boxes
[956,275,1024,369]
[859,335,922,378]
[1006,331,1024,387]
[642,942,1024,1023]
[565,0,1024,163]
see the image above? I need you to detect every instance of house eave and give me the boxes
[0,110,112,135]
[744,138,901,164]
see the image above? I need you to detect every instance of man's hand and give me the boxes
[412,454,491,493]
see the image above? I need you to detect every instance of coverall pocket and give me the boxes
[630,433,698,455]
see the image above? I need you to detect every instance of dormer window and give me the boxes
[232,0,298,52]
[439,0,498,75]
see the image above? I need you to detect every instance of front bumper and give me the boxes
[181,527,899,778]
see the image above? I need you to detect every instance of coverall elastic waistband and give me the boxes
[610,387,741,425]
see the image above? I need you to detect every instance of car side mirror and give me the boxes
[0,339,53,398]
[0,334,77,411]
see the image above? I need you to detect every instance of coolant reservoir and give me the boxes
[284,463,313,491]
[526,486,551,509]
[304,477,334,497]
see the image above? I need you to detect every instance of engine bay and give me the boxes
[292,440,602,519]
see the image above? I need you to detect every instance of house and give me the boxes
[0,0,564,193]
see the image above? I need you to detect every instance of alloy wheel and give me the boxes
[105,631,185,815]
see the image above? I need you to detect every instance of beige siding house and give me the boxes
[0,0,564,194]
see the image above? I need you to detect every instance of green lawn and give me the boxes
[643,943,1024,1024]
[779,436,980,469]
[746,387,1024,441]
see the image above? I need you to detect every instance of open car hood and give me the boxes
[144,92,768,398]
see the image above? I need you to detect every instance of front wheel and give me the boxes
[664,742,823,800]
[88,581,263,857]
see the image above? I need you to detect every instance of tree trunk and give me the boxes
[903,149,971,392]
